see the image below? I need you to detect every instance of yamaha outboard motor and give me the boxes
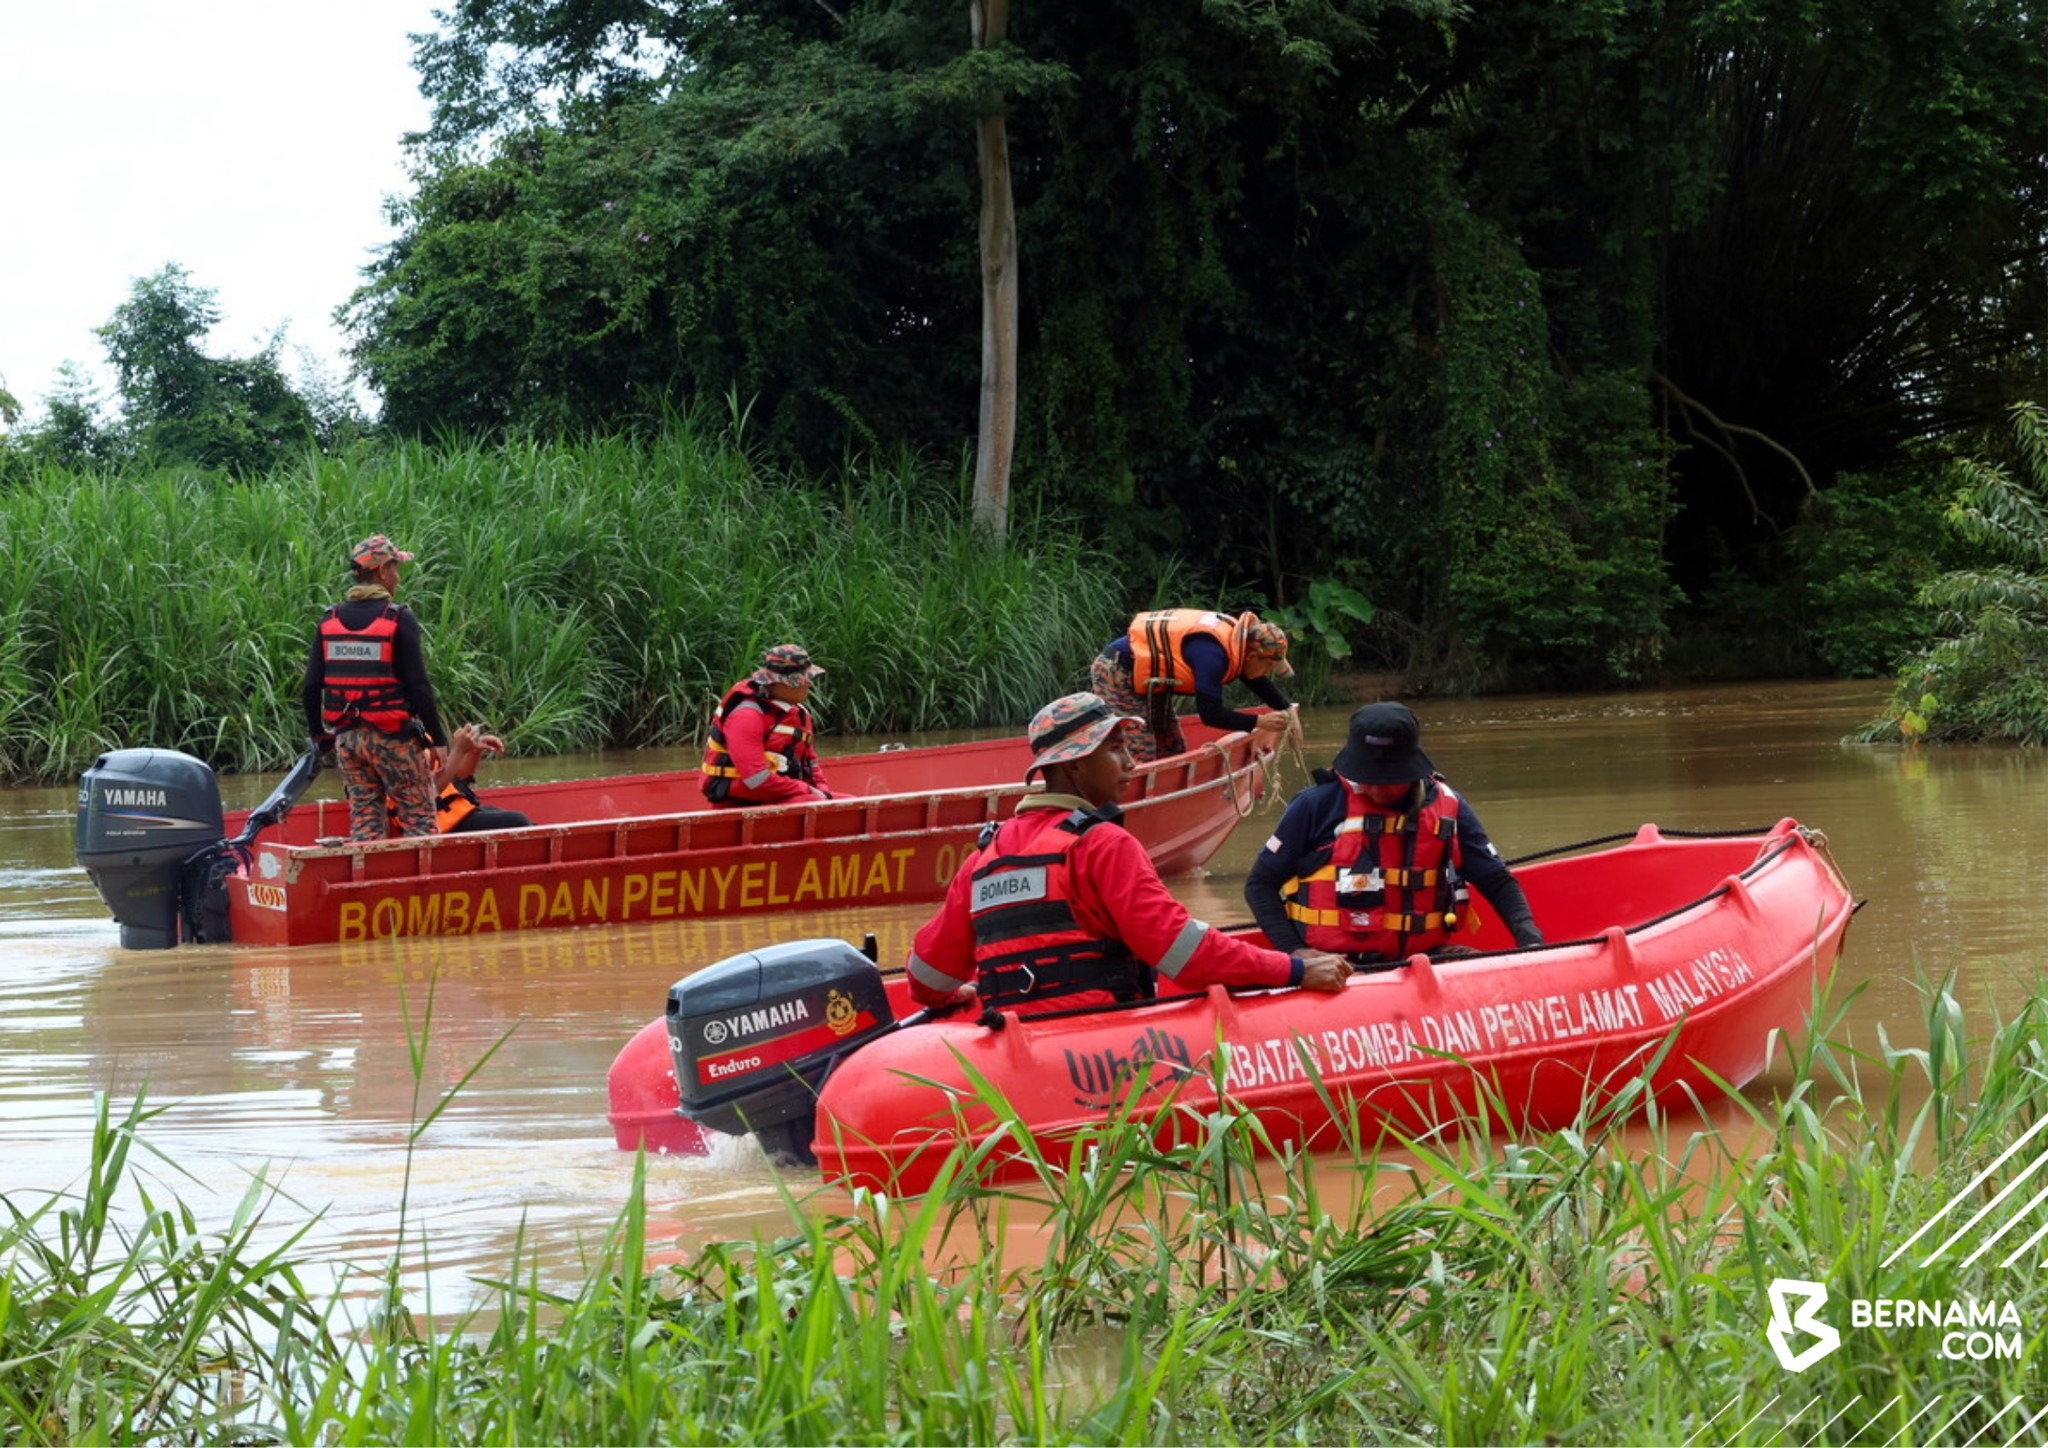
[75,748,227,949]
[668,938,898,1164]
[75,745,323,949]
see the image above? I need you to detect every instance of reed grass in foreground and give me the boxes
[8,979,2048,1445]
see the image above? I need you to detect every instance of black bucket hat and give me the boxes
[1330,702,1434,785]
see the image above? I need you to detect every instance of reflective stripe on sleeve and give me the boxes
[1154,919,1209,979]
[907,952,961,995]
[741,768,773,788]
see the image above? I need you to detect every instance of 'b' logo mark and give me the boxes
[1766,1278,1842,1372]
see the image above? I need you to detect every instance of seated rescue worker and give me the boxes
[1090,608,1297,763]
[700,644,835,807]
[424,724,533,833]
[1244,702,1543,967]
[907,691,1351,1016]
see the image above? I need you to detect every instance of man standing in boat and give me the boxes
[302,534,451,842]
[1090,608,1299,762]
[1244,702,1543,967]
[700,644,836,807]
[907,691,1351,1015]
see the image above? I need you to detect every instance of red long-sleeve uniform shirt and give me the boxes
[716,699,832,805]
[907,795,1296,1013]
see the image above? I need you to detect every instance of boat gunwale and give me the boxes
[823,823,1851,1114]
[239,729,1267,867]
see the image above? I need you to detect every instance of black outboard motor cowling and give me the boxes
[76,748,226,949]
[668,938,897,1163]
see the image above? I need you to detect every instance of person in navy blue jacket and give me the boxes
[1244,702,1542,965]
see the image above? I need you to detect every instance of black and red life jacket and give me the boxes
[1283,778,1470,960]
[319,605,411,734]
[700,682,818,803]
[967,807,1154,1010]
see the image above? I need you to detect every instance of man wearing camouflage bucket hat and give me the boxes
[1091,607,1299,764]
[699,643,835,807]
[905,691,1349,1015]
[301,534,452,841]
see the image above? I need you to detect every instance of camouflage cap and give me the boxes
[1238,613,1294,677]
[350,534,415,570]
[751,643,826,688]
[1024,692,1140,780]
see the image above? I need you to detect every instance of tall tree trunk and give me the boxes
[970,0,1016,540]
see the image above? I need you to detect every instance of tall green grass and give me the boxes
[0,415,1124,781]
[16,979,2048,1443]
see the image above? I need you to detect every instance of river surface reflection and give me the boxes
[3,679,2038,1308]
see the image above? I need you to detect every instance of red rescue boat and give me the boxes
[205,723,1267,947]
[607,820,1854,1192]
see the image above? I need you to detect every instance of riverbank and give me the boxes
[6,978,2043,1445]
[0,425,1143,784]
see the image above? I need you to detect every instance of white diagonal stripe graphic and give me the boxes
[1915,1144,2048,1266]
[1960,1396,2022,1447]
[1727,1393,1783,1446]
[2002,1399,2048,1446]
[1686,1394,1742,1446]
[1803,1393,1860,1446]
[1881,1394,1943,1448]
[1852,1394,1903,1443]
[1933,1396,1985,1446]
[1964,1176,2048,1268]
[1998,1212,2048,1271]
[1882,1112,2048,1268]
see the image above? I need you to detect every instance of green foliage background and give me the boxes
[7,0,2046,704]
[0,419,1127,782]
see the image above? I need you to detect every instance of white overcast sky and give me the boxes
[1,0,444,424]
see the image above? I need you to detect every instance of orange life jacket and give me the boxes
[1283,779,1470,959]
[388,782,478,837]
[1125,609,1248,695]
[700,682,819,803]
[968,809,1153,1010]
[319,605,411,733]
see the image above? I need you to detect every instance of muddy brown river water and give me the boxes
[4,679,2040,1311]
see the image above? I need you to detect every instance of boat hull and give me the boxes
[221,725,1267,947]
[605,820,1854,1189]
[816,821,1852,1191]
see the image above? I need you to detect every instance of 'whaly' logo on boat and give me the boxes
[1064,1027,1193,1107]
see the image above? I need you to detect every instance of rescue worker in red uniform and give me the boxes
[1090,608,1298,763]
[907,691,1350,1016]
[700,644,835,807]
[1243,702,1543,966]
[301,534,450,842]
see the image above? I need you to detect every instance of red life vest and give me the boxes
[1126,609,1248,696]
[319,605,411,733]
[967,808,1154,1011]
[700,682,818,803]
[1283,779,1470,960]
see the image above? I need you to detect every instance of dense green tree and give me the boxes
[1860,403,2048,743]
[350,0,2048,690]
[96,266,318,478]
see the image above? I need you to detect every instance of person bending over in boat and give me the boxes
[394,724,533,834]
[303,534,450,841]
[1089,608,1299,763]
[906,691,1351,1016]
[700,643,836,807]
[1244,701,1543,969]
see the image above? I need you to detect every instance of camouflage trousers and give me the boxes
[336,726,437,840]
[1088,653,1184,764]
